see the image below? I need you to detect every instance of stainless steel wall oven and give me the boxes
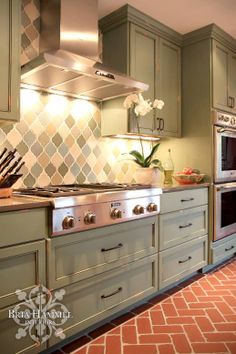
[213,111,236,242]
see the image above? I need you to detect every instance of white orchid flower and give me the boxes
[123,94,139,109]
[153,99,164,110]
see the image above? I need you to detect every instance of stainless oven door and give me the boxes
[214,182,236,241]
[214,126,236,182]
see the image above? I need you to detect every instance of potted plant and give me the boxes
[123,93,164,184]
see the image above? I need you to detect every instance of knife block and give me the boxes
[0,188,12,198]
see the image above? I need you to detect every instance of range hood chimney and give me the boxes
[21,0,148,101]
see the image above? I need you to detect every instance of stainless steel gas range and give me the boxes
[15,183,162,236]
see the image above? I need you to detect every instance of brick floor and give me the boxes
[52,257,236,354]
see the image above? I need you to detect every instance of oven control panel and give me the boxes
[213,110,236,128]
[52,196,160,236]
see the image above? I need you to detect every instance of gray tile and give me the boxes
[45,163,56,177]
[24,131,36,147]
[21,33,31,50]
[16,141,29,156]
[58,143,68,157]
[82,163,91,176]
[58,163,69,177]
[70,163,80,176]
[45,142,57,157]
[31,141,43,157]
[88,118,97,131]
[31,163,43,178]
[21,12,31,28]
[82,145,91,157]
[52,133,63,147]
[77,136,86,148]
[24,173,36,187]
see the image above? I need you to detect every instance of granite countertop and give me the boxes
[0,195,51,212]
[156,182,210,193]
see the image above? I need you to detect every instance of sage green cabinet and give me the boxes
[212,40,236,114]
[100,5,181,138]
[0,0,21,123]
[0,304,46,354]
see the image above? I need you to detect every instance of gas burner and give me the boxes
[15,183,152,197]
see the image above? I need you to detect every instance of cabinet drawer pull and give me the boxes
[181,198,194,202]
[179,223,192,229]
[101,243,123,252]
[228,96,234,108]
[178,256,192,264]
[101,287,123,299]
[160,118,165,131]
[225,245,234,252]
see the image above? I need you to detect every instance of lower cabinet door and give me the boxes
[0,240,46,309]
[159,235,208,289]
[48,254,158,346]
[0,304,46,354]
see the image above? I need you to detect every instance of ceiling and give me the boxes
[98,0,236,39]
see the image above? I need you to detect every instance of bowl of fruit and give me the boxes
[173,168,205,185]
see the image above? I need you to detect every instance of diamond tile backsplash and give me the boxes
[0,0,155,188]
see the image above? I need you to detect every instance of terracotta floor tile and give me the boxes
[171,333,192,353]
[55,257,236,354]
[192,342,228,353]
[123,344,157,354]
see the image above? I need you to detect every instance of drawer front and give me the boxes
[0,241,46,309]
[211,234,236,264]
[159,205,208,250]
[49,254,158,346]
[160,188,208,213]
[0,208,48,247]
[159,235,208,289]
[47,217,158,289]
[0,305,46,354]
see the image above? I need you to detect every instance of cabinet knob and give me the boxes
[62,216,75,229]
[84,212,96,225]
[133,205,145,215]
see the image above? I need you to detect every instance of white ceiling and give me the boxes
[98,0,236,39]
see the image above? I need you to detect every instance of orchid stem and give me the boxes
[136,116,144,159]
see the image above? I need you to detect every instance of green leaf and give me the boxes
[144,143,160,167]
[151,159,163,171]
[128,150,145,167]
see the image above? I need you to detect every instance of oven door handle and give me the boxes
[217,127,236,134]
[216,184,236,191]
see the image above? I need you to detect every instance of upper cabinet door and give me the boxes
[0,0,20,123]
[129,24,157,134]
[230,51,236,114]
[158,39,181,137]
[212,40,236,114]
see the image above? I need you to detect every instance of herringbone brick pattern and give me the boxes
[56,258,236,354]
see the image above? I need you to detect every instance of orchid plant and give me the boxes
[123,93,164,170]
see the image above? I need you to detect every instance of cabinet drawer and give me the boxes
[47,217,157,289]
[0,241,46,309]
[159,236,208,289]
[49,254,158,346]
[211,233,236,264]
[159,205,208,250]
[0,208,48,247]
[0,304,46,354]
[160,188,208,213]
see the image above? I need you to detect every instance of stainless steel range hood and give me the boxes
[21,0,148,101]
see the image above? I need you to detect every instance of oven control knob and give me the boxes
[147,203,158,212]
[133,205,145,215]
[62,216,75,229]
[231,117,236,126]
[84,212,96,225]
[111,208,122,219]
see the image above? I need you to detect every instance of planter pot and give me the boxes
[135,167,162,185]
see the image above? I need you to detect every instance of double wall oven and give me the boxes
[213,111,236,241]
